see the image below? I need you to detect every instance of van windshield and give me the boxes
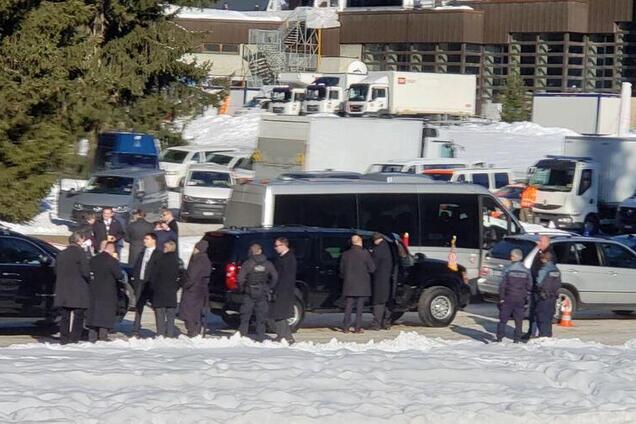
[84,176,134,195]
[160,150,188,164]
[530,159,575,192]
[305,86,326,101]
[208,154,233,166]
[348,84,369,102]
[271,88,291,102]
[187,171,231,188]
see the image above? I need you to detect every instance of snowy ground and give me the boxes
[2,332,636,423]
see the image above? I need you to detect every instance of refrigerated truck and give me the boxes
[252,115,456,179]
[345,72,476,117]
[531,136,636,231]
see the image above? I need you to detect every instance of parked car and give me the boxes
[234,97,271,116]
[495,183,527,217]
[204,226,471,332]
[0,228,133,325]
[159,146,237,189]
[478,234,636,317]
[207,150,255,182]
[63,168,169,223]
[366,158,485,174]
[179,164,234,223]
[423,167,514,192]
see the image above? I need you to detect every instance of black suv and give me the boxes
[204,226,471,331]
[0,228,133,326]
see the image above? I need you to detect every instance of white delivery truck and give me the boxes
[253,115,431,179]
[345,72,476,117]
[302,59,369,115]
[531,136,636,231]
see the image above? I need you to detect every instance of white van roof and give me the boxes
[375,158,485,167]
[166,145,238,153]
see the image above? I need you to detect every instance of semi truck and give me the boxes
[345,72,476,117]
[268,72,319,115]
[252,115,458,179]
[531,136,636,231]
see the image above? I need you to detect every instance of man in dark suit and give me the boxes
[340,235,376,333]
[93,207,125,253]
[370,233,393,331]
[125,209,153,265]
[130,233,163,337]
[54,231,91,344]
[87,242,124,342]
[161,208,179,253]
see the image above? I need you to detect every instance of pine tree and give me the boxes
[0,1,219,222]
[499,67,531,123]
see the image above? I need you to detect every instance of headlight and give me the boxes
[73,203,84,211]
[165,171,178,176]
[557,217,573,224]
[113,205,130,213]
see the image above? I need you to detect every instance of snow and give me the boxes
[2,332,636,422]
[167,5,287,21]
[182,108,261,150]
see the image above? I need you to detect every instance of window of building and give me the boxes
[568,68,583,77]
[568,45,583,54]
[520,56,535,65]
[548,56,564,65]
[521,45,536,54]
[465,55,481,64]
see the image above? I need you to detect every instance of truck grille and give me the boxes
[349,105,362,112]
[533,203,562,211]
[306,105,318,112]
[272,107,284,113]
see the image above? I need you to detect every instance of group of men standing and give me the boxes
[496,235,561,343]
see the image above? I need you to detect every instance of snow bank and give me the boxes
[2,332,636,422]
[182,108,261,150]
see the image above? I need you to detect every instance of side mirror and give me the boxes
[39,255,53,266]
[135,191,146,199]
[415,252,427,261]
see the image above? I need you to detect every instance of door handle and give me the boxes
[1,272,20,277]
[565,269,578,274]
[35,293,55,297]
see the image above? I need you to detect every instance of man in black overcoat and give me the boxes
[340,235,376,333]
[370,233,393,331]
[271,237,297,344]
[87,242,124,342]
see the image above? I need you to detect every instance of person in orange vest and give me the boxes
[520,184,537,223]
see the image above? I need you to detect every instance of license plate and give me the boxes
[202,212,217,216]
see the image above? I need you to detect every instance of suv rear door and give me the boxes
[553,241,606,304]
[316,234,351,308]
[597,242,636,304]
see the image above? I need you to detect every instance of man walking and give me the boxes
[93,207,125,253]
[179,240,212,337]
[54,231,91,344]
[237,244,278,342]
[271,237,297,344]
[125,209,153,265]
[496,249,532,343]
[535,251,562,338]
[130,233,163,337]
[370,233,393,331]
[151,240,182,338]
[87,242,124,342]
[340,235,376,333]
[523,235,555,340]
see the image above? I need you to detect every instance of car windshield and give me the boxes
[271,89,291,102]
[187,171,231,188]
[305,86,326,101]
[208,154,233,166]
[530,160,575,192]
[244,97,267,108]
[348,84,369,102]
[160,150,188,164]
[489,239,536,260]
[84,176,134,195]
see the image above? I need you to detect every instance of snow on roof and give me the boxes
[166,4,289,22]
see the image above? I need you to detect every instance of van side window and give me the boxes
[473,173,489,189]
[481,196,520,249]
[190,152,201,163]
[359,194,420,245]
[237,158,253,171]
[578,169,593,195]
[419,194,479,249]
[494,173,509,189]
[372,88,387,99]
[456,174,466,183]
[274,194,357,229]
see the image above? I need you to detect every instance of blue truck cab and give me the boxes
[94,132,161,171]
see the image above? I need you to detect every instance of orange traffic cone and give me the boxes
[559,296,574,327]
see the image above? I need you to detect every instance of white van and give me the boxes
[366,159,486,174]
[207,151,255,182]
[179,164,234,222]
[159,146,237,189]
[423,167,514,192]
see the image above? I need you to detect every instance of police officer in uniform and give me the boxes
[496,249,532,343]
[534,251,561,338]
[237,244,278,341]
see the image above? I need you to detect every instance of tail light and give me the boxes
[479,267,491,278]
[225,262,240,291]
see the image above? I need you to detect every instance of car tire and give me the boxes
[417,286,458,327]
[287,296,305,333]
[612,310,634,316]
[555,287,577,320]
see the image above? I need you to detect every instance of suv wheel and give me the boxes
[287,296,305,333]
[418,286,458,327]
[555,287,577,320]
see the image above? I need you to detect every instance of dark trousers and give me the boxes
[239,295,268,341]
[132,284,151,335]
[88,327,109,343]
[371,304,390,330]
[273,319,293,342]
[496,302,524,341]
[154,307,176,338]
[343,296,366,331]
[59,308,85,344]
[524,293,537,338]
[535,297,557,337]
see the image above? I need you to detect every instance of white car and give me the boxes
[179,164,235,222]
[366,158,486,174]
[159,146,236,189]
[206,151,255,182]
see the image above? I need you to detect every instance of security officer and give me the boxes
[237,244,278,342]
[534,251,561,338]
[496,249,532,343]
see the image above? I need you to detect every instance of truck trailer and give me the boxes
[345,72,476,117]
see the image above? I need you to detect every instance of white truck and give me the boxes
[345,72,476,117]
[531,136,636,231]
[253,115,433,179]
[268,72,319,116]
[301,59,369,115]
